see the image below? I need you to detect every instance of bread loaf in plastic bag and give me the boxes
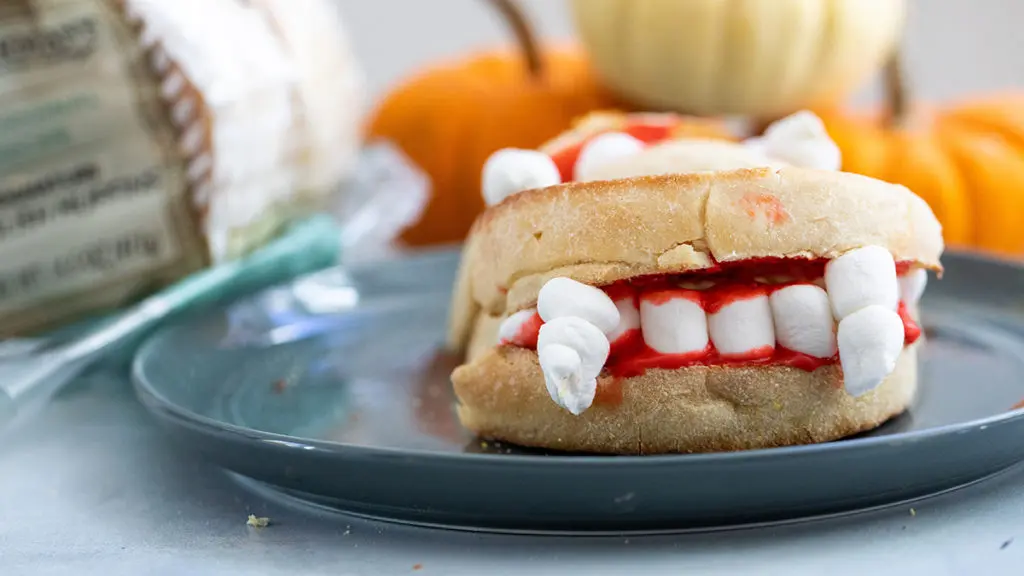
[0,0,366,337]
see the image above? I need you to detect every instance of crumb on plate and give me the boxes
[247,514,270,528]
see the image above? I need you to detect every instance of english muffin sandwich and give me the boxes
[448,112,943,454]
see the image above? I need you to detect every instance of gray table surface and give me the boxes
[2,368,1022,576]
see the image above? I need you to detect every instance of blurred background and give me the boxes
[2,0,1022,348]
[341,0,1024,103]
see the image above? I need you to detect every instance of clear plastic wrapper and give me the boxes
[336,142,432,265]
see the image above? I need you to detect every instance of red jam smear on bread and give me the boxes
[550,118,680,181]
[510,312,543,348]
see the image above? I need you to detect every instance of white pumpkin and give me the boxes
[570,0,906,118]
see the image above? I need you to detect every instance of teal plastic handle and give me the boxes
[156,215,342,310]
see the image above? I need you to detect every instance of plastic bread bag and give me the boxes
[0,0,370,338]
[0,0,429,430]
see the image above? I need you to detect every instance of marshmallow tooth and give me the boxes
[640,290,709,355]
[538,277,620,335]
[538,316,610,379]
[899,268,928,305]
[607,295,640,344]
[498,308,539,346]
[537,344,595,416]
[744,111,841,171]
[837,305,906,397]
[574,131,645,181]
[825,246,899,319]
[537,317,609,415]
[708,290,775,359]
[481,148,561,206]
[769,284,837,358]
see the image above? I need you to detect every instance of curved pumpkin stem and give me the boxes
[486,0,543,78]
[883,48,910,128]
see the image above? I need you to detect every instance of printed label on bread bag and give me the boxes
[0,141,183,315]
[0,1,204,336]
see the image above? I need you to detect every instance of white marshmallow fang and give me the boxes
[825,246,899,320]
[744,111,842,171]
[481,148,561,206]
[538,344,595,416]
[837,305,906,397]
[899,269,928,305]
[538,277,620,335]
[537,317,610,415]
[574,132,645,181]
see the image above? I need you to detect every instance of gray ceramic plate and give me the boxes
[133,249,1024,533]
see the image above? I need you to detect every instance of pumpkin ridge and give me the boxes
[944,107,1024,156]
[936,124,1024,254]
[892,132,971,247]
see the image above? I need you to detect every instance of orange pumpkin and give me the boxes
[366,0,620,247]
[818,58,1024,256]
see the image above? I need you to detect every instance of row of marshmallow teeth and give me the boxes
[499,246,928,416]
[481,111,842,207]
